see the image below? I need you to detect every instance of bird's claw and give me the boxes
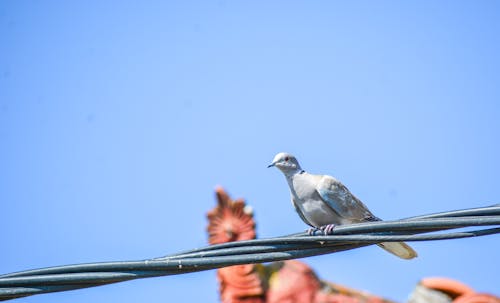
[307,224,336,235]
[307,227,319,235]
[319,224,336,235]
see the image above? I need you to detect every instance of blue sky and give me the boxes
[1,1,499,302]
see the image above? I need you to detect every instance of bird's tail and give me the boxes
[377,242,418,260]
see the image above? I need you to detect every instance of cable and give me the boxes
[0,205,499,301]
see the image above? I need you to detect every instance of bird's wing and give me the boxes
[291,195,315,227]
[315,175,379,222]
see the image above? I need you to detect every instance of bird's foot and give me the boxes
[319,224,336,235]
[307,224,336,235]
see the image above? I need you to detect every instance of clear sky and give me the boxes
[1,1,499,302]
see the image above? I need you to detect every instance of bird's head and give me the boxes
[267,152,302,174]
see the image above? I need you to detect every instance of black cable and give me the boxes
[1,205,499,301]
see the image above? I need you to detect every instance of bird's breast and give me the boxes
[290,175,343,227]
[290,174,317,199]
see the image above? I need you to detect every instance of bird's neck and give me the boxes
[284,169,305,194]
[283,168,305,180]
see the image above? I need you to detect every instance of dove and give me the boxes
[268,152,417,260]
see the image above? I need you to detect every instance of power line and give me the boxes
[1,204,499,301]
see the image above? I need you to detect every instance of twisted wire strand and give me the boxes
[1,205,499,301]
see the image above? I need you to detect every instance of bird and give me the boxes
[268,152,417,260]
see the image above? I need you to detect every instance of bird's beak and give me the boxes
[267,163,275,168]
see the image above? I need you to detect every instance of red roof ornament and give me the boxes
[207,186,256,244]
[207,187,264,303]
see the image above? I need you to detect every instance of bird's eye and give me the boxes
[284,157,289,162]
